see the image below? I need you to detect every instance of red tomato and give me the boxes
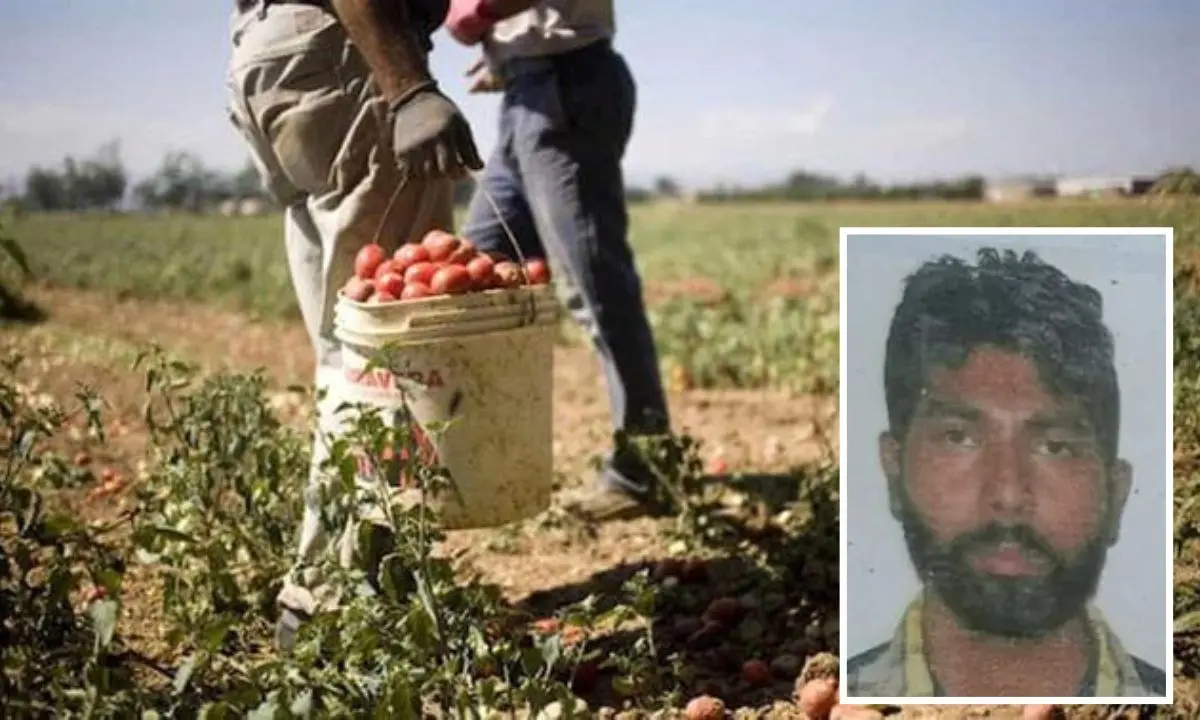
[372,290,398,303]
[524,258,551,285]
[393,243,430,269]
[702,597,744,627]
[493,261,524,288]
[343,277,375,302]
[684,696,725,720]
[377,272,405,298]
[431,265,472,295]
[373,259,400,282]
[742,659,771,686]
[447,240,477,265]
[404,261,438,286]
[422,230,459,262]
[466,255,496,288]
[401,282,434,300]
[681,557,708,583]
[355,243,387,279]
[797,678,838,719]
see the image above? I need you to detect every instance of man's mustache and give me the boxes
[945,523,1061,568]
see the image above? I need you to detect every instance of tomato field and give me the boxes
[2,196,1199,718]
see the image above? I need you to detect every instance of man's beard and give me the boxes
[896,488,1109,639]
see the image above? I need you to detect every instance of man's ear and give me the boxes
[1103,458,1133,547]
[879,431,904,521]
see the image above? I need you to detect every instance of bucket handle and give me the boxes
[373,172,542,329]
[475,183,540,328]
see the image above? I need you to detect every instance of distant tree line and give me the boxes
[625,170,986,203]
[2,140,1196,215]
[1,140,482,214]
[20,141,130,212]
[9,141,271,213]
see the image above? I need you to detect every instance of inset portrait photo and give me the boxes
[838,228,1173,705]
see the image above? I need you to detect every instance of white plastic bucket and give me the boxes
[330,284,560,530]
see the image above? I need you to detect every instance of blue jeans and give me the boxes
[461,40,670,494]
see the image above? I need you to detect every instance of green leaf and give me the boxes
[150,524,198,544]
[407,603,436,650]
[198,703,230,720]
[520,646,545,676]
[174,653,200,695]
[611,675,639,697]
[413,570,441,638]
[379,674,417,720]
[536,633,563,676]
[200,616,236,653]
[1176,610,1200,634]
[134,548,162,565]
[89,598,119,653]
[246,699,281,720]
[289,689,315,718]
[94,567,124,596]
[380,554,415,602]
[39,512,78,541]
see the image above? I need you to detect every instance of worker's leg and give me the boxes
[225,2,453,637]
[460,106,543,261]
[501,44,671,518]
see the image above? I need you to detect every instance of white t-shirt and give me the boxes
[481,0,614,67]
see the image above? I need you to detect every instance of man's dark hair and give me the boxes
[883,246,1120,463]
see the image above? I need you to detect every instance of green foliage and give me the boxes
[0,352,131,717]
[1,346,721,716]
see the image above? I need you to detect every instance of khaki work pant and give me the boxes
[224,2,454,616]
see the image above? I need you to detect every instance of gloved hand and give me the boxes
[389,82,484,179]
[445,0,499,46]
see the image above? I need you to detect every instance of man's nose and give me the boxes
[982,434,1033,517]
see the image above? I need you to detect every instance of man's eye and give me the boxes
[1036,439,1080,458]
[941,428,976,447]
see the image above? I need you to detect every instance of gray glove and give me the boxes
[389,82,483,179]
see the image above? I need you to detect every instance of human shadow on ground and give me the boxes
[511,469,839,710]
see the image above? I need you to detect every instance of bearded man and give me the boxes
[846,248,1166,698]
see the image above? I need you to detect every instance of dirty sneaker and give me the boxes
[559,449,668,522]
[558,482,650,522]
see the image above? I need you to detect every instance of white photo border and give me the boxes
[837,226,1175,706]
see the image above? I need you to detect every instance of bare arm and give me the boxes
[328,0,434,104]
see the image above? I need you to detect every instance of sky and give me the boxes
[0,0,1196,191]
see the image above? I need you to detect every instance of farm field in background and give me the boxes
[3,196,1200,717]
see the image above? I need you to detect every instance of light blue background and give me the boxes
[842,232,1170,669]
